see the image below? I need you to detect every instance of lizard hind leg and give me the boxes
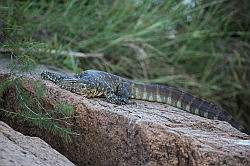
[104,82,130,105]
[116,82,132,105]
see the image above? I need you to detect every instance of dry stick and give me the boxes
[124,43,149,79]
[0,48,104,58]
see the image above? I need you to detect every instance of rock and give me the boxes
[0,58,249,165]
[0,121,75,166]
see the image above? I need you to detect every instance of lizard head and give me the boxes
[58,78,96,96]
[41,71,98,96]
[41,71,63,83]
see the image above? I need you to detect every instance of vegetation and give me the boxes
[0,77,76,142]
[0,0,249,134]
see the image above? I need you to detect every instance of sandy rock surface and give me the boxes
[0,58,249,165]
[0,121,75,166]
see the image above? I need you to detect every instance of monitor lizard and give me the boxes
[41,69,245,133]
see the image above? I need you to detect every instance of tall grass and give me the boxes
[1,0,249,132]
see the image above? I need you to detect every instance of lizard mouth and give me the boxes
[41,71,63,81]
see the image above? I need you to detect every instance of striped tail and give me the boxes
[131,83,244,132]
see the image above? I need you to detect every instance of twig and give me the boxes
[0,108,81,134]
[0,47,104,58]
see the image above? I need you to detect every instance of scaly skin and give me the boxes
[41,70,244,132]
